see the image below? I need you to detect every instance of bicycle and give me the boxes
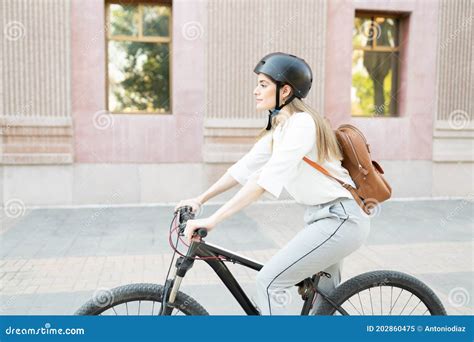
[75,206,447,316]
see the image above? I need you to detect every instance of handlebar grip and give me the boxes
[195,228,207,238]
[176,206,206,239]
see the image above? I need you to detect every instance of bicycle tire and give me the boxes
[75,283,209,316]
[314,270,447,316]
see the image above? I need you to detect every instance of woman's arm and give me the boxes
[183,175,265,241]
[196,171,239,205]
[210,176,265,225]
[177,133,272,212]
[175,171,238,212]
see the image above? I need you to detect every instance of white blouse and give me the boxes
[227,111,356,205]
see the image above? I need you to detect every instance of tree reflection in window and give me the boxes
[107,3,171,114]
[352,15,401,117]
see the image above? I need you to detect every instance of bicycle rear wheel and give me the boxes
[314,270,447,316]
[75,283,208,316]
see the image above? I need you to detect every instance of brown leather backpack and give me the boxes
[303,124,392,215]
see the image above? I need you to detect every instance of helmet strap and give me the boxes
[265,83,297,131]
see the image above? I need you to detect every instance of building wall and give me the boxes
[325,0,438,161]
[204,0,327,162]
[1,0,472,207]
[0,0,73,164]
[71,0,206,163]
[432,0,473,196]
[433,0,473,162]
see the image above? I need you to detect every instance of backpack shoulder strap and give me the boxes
[302,156,347,187]
[302,156,369,214]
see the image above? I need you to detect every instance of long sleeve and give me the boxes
[257,112,316,198]
[227,132,273,185]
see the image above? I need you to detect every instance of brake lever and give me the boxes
[176,206,195,236]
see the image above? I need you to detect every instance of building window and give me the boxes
[106,2,172,114]
[352,12,401,117]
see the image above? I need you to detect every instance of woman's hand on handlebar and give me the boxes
[184,216,217,243]
[174,197,202,214]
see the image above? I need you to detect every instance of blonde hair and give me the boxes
[257,98,343,163]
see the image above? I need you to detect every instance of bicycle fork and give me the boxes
[168,255,195,303]
[165,242,199,308]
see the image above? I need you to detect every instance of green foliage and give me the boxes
[108,4,170,113]
[111,42,170,112]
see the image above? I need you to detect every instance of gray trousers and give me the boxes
[256,197,371,315]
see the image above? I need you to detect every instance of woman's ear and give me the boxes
[281,85,292,103]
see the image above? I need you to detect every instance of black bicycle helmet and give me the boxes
[254,52,313,130]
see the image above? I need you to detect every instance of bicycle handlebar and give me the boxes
[176,205,208,238]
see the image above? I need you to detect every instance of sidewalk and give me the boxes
[0,199,472,315]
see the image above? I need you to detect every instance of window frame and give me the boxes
[351,11,403,118]
[105,1,173,115]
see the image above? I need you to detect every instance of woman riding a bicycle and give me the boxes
[176,52,371,315]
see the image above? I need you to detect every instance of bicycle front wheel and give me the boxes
[314,270,447,316]
[75,283,208,316]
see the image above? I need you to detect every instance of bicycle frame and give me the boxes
[171,238,345,315]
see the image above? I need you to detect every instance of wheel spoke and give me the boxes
[368,288,374,315]
[408,299,422,315]
[100,300,189,316]
[389,288,404,314]
[347,298,362,315]
[328,277,441,317]
[357,292,365,315]
[390,286,393,316]
[380,286,382,315]
[399,293,413,315]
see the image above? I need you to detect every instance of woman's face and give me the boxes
[253,73,291,111]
